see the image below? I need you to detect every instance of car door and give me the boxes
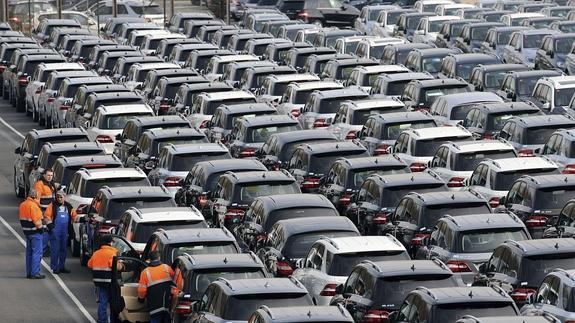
[531,275,565,318]
[110,256,150,323]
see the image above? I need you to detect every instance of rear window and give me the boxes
[133,220,207,243]
[82,177,150,197]
[352,107,406,125]
[384,121,436,140]
[170,242,238,261]
[534,186,575,210]
[169,151,231,171]
[413,136,470,156]
[328,250,409,276]
[190,269,265,298]
[101,113,152,129]
[235,181,300,204]
[102,197,176,220]
[206,98,257,115]
[130,5,162,14]
[487,111,539,130]
[224,293,312,320]
[152,137,207,156]
[317,96,368,114]
[246,124,300,143]
[492,168,559,191]
[423,86,470,106]
[309,150,369,175]
[283,231,360,258]
[423,202,491,227]
[37,135,89,152]
[351,166,410,188]
[526,126,572,145]
[47,149,105,168]
[381,183,447,206]
[457,228,529,253]
[374,274,459,308]
[434,302,518,321]
[264,207,338,231]
[453,150,516,171]
[523,252,575,285]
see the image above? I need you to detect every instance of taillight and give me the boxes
[96,135,114,143]
[345,130,357,140]
[0,65,6,73]
[510,288,536,302]
[563,164,575,174]
[415,106,429,112]
[18,76,29,86]
[199,119,210,129]
[276,261,294,276]
[302,177,321,189]
[256,233,267,242]
[410,163,427,172]
[290,108,301,118]
[238,147,257,158]
[373,212,389,225]
[59,105,70,111]
[411,232,430,246]
[163,176,182,187]
[47,97,55,103]
[362,309,390,323]
[447,260,472,273]
[224,208,245,223]
[174,300,192,314]
[489,197,500,208]
[483,132,494,140]
[339,193,353,207]
[319,283,338,296]
[518,149,534,157]
[98,222,115,234]
[525,215,547,228]
[374,144,392,155]
[35,88,42,94]
[297,11,309,20]
[159,103,171,113]
[447,176,465,188]
[312,118,329,128]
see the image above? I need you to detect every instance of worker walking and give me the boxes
[19,189,45,279]
[34,169,57,255]
[88,235,120,323]
[138,251,175,323]
[45,190,77,274]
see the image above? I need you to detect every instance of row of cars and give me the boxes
[7,1,575,322]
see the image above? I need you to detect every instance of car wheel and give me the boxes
[14,172,24,198]
[79,228,88,267]
[32,105,38,122]
[71,236,80,257]
[45,113,52,129]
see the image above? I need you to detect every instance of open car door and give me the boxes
[111,255,150,323]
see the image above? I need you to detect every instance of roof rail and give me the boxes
[182,253,196,265]
[457,315,481,323]
[431,257,449,271]
[490,284,509,298]
[319,236,339,249]
[259,305,273,319]
[361,260,380,272]
[442,214,460,227]
[552,268,575,281]
[288,276,305,289]
[504,239,526,252]
[248,251,260,263]
[217,277,234,290]
[415,286,436,300]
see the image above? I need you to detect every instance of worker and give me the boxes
[19,189,45,279]
[45,190,77,274]
[88,234,121,323]
[138,251,175,323]
[34,168,57,255]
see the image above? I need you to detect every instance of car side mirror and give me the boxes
[478,262,487,274]
[335,284,343,294]
[14,147,21,154]
[115,134,123,141]
[547,50,554,58]
[388,312,400,322]
[499,196,507,206]
[145,160,157,170]
[527,293,535,305]
[135,84,143,90]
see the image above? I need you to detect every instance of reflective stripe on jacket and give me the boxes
[87,245,118,287]
[138,262,175,315]
[19,197,43,235]
[34,179,55,209]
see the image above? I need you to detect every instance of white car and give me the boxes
[292,235,409,305]
[355,5,400,35]
[86,104,155,154]
[414,0,454,13]
[276,81,344,117]
[372,8,418,37]
[393,126,473,172]
[500,13,546,27]
[188,90,257,128]
[204,54,260,82]
[466,156,559,208]
[65,167,151,250]
[413,16,461,45]
[434,3,476,16]
[354,37,407,60]
[124,62,180,91]
[426,140,517,190]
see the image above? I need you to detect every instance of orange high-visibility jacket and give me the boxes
[19,197,43,235]
[138,262,175,315]
[34,179,55,209]
[87,245,118,287]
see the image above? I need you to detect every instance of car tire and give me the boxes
[17,97,24,112]
[45,113,51,129]
[32,105,38,122]
[71,237,80,257]
[14,172,24,198]
[79,228,88,267]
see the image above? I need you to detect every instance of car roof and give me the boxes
[89,91,141,100]
[266,73,319,83]
[319,236,405,254]
[361,259,452,278]
[196,159,267,173]
[519,174,575,188]
[509,115,575,127]
[355,65,411,74]
[370,172,445,187]
[456,315,560,323]
[29,128,87,139]
[344,98,405,110]
[96,104,153,115]
[256,193,335,211]
[473,101,540,113]
[540,75,575,89]
[223,170,294,183]
[509,70,562,79]
[298,141,366,155]
[275,216,358,236]
[78,167,146,180]
[474,64,529,72]
[439,92,503,105]
[450,53,499,63]
[413,78,469,87]
[406,126,471,140]
[440,212,526,231]
[481,156,557,172]
[442,140,514,153]
[546,32,575,39]
[179,252,264,270]
[99,186,170,199]
[56,154,121,168]
[256,305,353,322]
[43,142,103,153]
[213,277,307,295]
[336,155,407,169]
[290,81,342,90]
[218,103,276,115]
[238,115,297,127]
[270,129,337,144]
[407,191,486,205]
[314,88,368,99]
[128,206,204,223]
[371,111,435,123]
[380,72,434,82]
[154,227,235,244]
[417,286,512,304]
[164,143,228,155]
[505,238,575,256]
[129,115,190,126]
[143,127,204,139]
[201,90,255,101]
[516,28,559,36]
[415,48,461,57]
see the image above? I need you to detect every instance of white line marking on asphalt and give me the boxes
[0,104,97,322]
[0,115,24,139]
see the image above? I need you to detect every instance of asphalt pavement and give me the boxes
[0,102,97,323]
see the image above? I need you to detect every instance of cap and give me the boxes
[56,190,66,197]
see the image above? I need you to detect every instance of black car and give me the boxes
[234,194,339,251]
[495,70,563,103]
[262,41,312,64]
[380,43,434,66]
[345,172,448,235]
[239,65,297,94]
[249,305,354,323]
[331,260,462,323]
[437,53,501,82]
[296,0,360,27]
[401,78,471,111]
[474,238,575,308]
[393,12,436,41]
[169,82,233,115]
[140,68,202,102]
[454,22,505,54]
[370,72,434,96]
[284,47,337,71]
[469,64,530,92]
[148,76,207,115]
[544,198,575,238]
[475,10,513,23]
[435,19,483,49]
[171,44,221,69]
[204,103,277,143]
[13,128,89,197]
[535,33,575,71]
[257,216,359,276]
[66,84,131,127]
[319,156,411,213]
[382,191,491,254]
[73,91,144,127]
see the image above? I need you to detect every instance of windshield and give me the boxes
[310,150,368,175]
[524,34,546,49]
[423,203,491,227]
[130,5,163,14]
[471,26,490,41]
[484,71,509,90]
[413,136,470,156]
[453,150,516,171]
[284,231,359,258]
[385,80,412,96]
[206,98,256,115]
[385,121,436,140]
[236,182,300,204]
[382,183,447,206]
[487,112,535,130]
[492,168,558,191]
[497,31,513,45]
[318,96,366,113]
[279,138,336,160]
[374,274,459,308]
[522,253,575,285]
[45,149,104,168]
[423,86,470,106]
[422,57,443,74]
[102,197,175,220]
[82,177,150,197]
[247,125,300,143]
[556,38,574,54]
[101,113,150,129]
[517,76,542,96]
[352,166,410,187]
[191,269,265,298]
[458,228,529,253]
[429,20,444,33]
[225,293,312,320]
[534,186,575,210]
[434,302,518,322]
[388,12,402,25]
[328,251,409,276]
[133,221,206,243]
[450,104,483,120]
[554,87,575,108]
[170,152,230,171]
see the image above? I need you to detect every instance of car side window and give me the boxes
[432,147,448,168]
[397,295,416,322]
[345,269,361,294]
[487,246,504,273]
[543,134,560,155]
[394,133,409,153]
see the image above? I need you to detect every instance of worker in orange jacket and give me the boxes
[34,168,57,255]
[19,189,45,279]
[88,234,121,323]
[138,251,175,323]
